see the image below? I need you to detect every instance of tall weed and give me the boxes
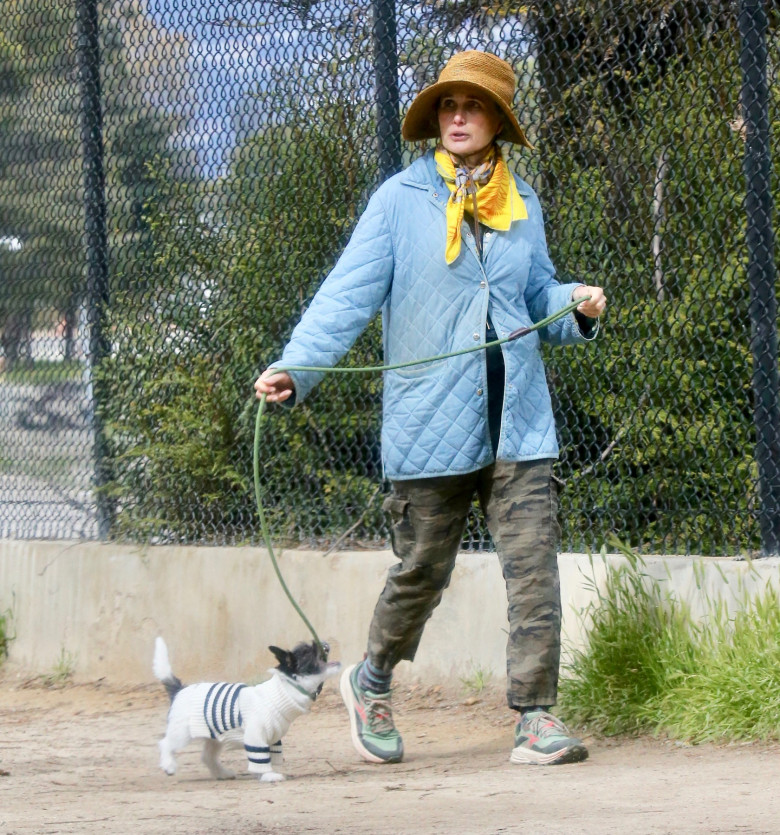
[0,603,15,663]
[559,538,780,743]
[650,588,780,742]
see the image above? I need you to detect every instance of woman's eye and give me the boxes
[439,98,484,112]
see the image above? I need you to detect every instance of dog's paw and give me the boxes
[159,757,177,776]
[259,771,286,783]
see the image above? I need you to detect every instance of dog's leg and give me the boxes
[158,735,179,776]
[202,739,235,780]
[245,740,285,782]
[270,740,283,769]
[158,697,192,776]
[261,740,285,781]
[159,737,176,775]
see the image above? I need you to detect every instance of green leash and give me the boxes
[253,297,588,657]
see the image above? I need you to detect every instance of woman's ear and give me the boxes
[494,106,505,139]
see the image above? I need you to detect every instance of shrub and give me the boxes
[560,538,780,742]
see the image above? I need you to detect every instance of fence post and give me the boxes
[372,0,402,182]
[76,0,112,538]
[739,0,780,555]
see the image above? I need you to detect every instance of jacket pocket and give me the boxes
[387,355,449,379]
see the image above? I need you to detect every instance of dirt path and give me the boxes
[1,675,779,835]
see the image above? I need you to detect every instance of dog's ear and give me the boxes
[268,646,296,673]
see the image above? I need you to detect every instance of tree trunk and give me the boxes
[1,309,33,369]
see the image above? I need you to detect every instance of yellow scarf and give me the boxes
[434,145,528,264]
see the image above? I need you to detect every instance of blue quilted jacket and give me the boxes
[277,150,598,480]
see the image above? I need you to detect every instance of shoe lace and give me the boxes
[365,695,397,737]
[523,711,568,739]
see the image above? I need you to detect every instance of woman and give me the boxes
[255,50,607,766]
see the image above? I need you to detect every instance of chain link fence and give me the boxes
[1,0,778,555]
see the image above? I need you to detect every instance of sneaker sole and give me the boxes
[339,664,400,765]
[510,743,589,766]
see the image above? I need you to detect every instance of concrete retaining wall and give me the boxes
[1,540,778,686]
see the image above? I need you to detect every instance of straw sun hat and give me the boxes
[401,50,532,149]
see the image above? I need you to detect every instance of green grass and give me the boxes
[0,604,15,664]
[460,665,493,697]
[43,648,77,687]
[559,537,780,743]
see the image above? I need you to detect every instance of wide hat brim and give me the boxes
[402,76,532,149]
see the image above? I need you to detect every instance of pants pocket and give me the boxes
[382,494,411,556]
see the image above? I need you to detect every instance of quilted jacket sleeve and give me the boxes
[522,190,599,346]
[274,188,395,404]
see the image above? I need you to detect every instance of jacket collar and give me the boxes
[399,149,530,264]
[399,151,443,192]
[399,149,535,197]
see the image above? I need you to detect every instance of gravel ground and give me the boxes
[2,674,780,834]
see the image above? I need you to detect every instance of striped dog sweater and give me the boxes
[181,672,314,774]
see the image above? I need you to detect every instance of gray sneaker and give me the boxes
[510,710,588,765]
[340,662,404,763]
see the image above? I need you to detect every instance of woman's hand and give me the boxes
[572,285,607,319]
[254,369,295,403]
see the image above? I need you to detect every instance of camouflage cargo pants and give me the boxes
[367,459,561,710]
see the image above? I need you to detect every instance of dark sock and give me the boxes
[358,658,393,694]
[516,705,552,719]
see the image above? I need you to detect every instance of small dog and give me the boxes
[153,637,341,782]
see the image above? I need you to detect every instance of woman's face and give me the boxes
[437,84,503,167]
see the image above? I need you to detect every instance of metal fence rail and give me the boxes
[0,0,778,555]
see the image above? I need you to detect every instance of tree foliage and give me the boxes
[529,6,777,553]
[0,0,191,367]
[99,43,385,543]
[13,0,776,554]
[409,0,777,553]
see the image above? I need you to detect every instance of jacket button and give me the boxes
[433,192,438,198]
[473,333,480,341]
[479,281,486,288]
[477,388,483,396]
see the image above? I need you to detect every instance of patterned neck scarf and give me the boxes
[435,144,528,264]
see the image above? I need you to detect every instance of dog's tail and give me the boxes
[153,637,183,703]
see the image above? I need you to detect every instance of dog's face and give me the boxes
[268,641,341,696]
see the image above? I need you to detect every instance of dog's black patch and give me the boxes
[269,641,329,679]
[163,674,184,704]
